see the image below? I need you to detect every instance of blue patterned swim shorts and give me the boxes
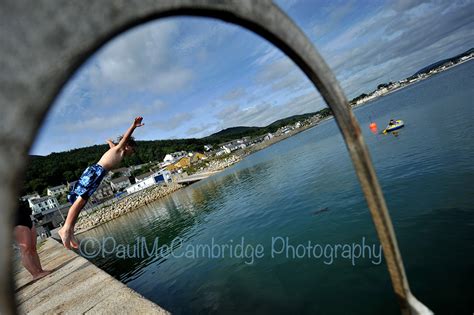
[68,164,108,204]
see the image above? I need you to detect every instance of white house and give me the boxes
[110,167,131,177]
[110,176,131,191]
[21,193,40,202]
[47,184,68,197]
[135,171,155,183]
[277,126,291,135]
[221,141,242,154]
[126,170,172,194]
[263,133,274,141]
[163,151,188,164]
[126,180,153,194]
[29,196,59,215]
[215,149,227,157]
[129,163,147,171]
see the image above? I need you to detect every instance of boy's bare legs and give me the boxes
[58,196,87,249]
[14,226,51,280]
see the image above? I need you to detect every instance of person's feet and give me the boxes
[32,270,52,281]
[70,235,79,249]
[58,227,79,249]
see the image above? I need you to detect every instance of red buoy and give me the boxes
[369,122,378,134]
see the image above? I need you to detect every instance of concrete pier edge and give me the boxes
[15,238,169,314]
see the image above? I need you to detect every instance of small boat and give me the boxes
[383,120,404,133]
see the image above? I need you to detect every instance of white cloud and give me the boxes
[391,0,431,12]
[152,112,194,131]
[89,20,195,94]
[175,18,238,54]
[255,57,309,92]
[60,100,166,132]
[186,123,216,137]
[219,87,247,101]
[151,67,194,92]
[62,114,131,133]
[311,1,355,38]
[213,90,324,131]
[251,45,283,66]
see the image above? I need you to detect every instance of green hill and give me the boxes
[414,47,474,76]
[204,126,261,143]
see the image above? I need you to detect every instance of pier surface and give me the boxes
[14,238,168,314]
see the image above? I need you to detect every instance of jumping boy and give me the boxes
[58,116,144,249]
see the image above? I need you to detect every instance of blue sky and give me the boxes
[31,0,474,155]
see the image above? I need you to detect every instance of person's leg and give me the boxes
[14,226,50,280]
[58,196,87,249]
[29,226,41,268]
[29,227,51,275]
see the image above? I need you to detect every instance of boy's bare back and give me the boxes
[97,147,127,171]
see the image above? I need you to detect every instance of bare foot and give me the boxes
[32,270,52,281]
[70,235,79,249]
[58,228,72,249]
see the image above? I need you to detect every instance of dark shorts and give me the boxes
[15,205,33,229]
[68,164,108,204]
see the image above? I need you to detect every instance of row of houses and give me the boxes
[206,119,316,158]
[209,127,296,157]
[153,151,208,173]
[213,138,253,157]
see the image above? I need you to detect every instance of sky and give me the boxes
[30,0,474,155]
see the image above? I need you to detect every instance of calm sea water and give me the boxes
[82,61,474,314]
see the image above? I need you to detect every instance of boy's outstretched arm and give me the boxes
[116,116,145,149]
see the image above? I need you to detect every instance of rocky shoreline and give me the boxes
[199,155,241,173]
[75,183,184,233]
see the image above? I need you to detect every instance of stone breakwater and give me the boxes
[75,183,184,233]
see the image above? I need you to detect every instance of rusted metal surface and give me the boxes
[0,1,431,313]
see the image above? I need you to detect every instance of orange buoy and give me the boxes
[369,122,378,134]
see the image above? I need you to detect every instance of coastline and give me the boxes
[75,60,474,234]
[350,58,474,110]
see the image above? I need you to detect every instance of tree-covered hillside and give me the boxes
[414,47,473,76]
